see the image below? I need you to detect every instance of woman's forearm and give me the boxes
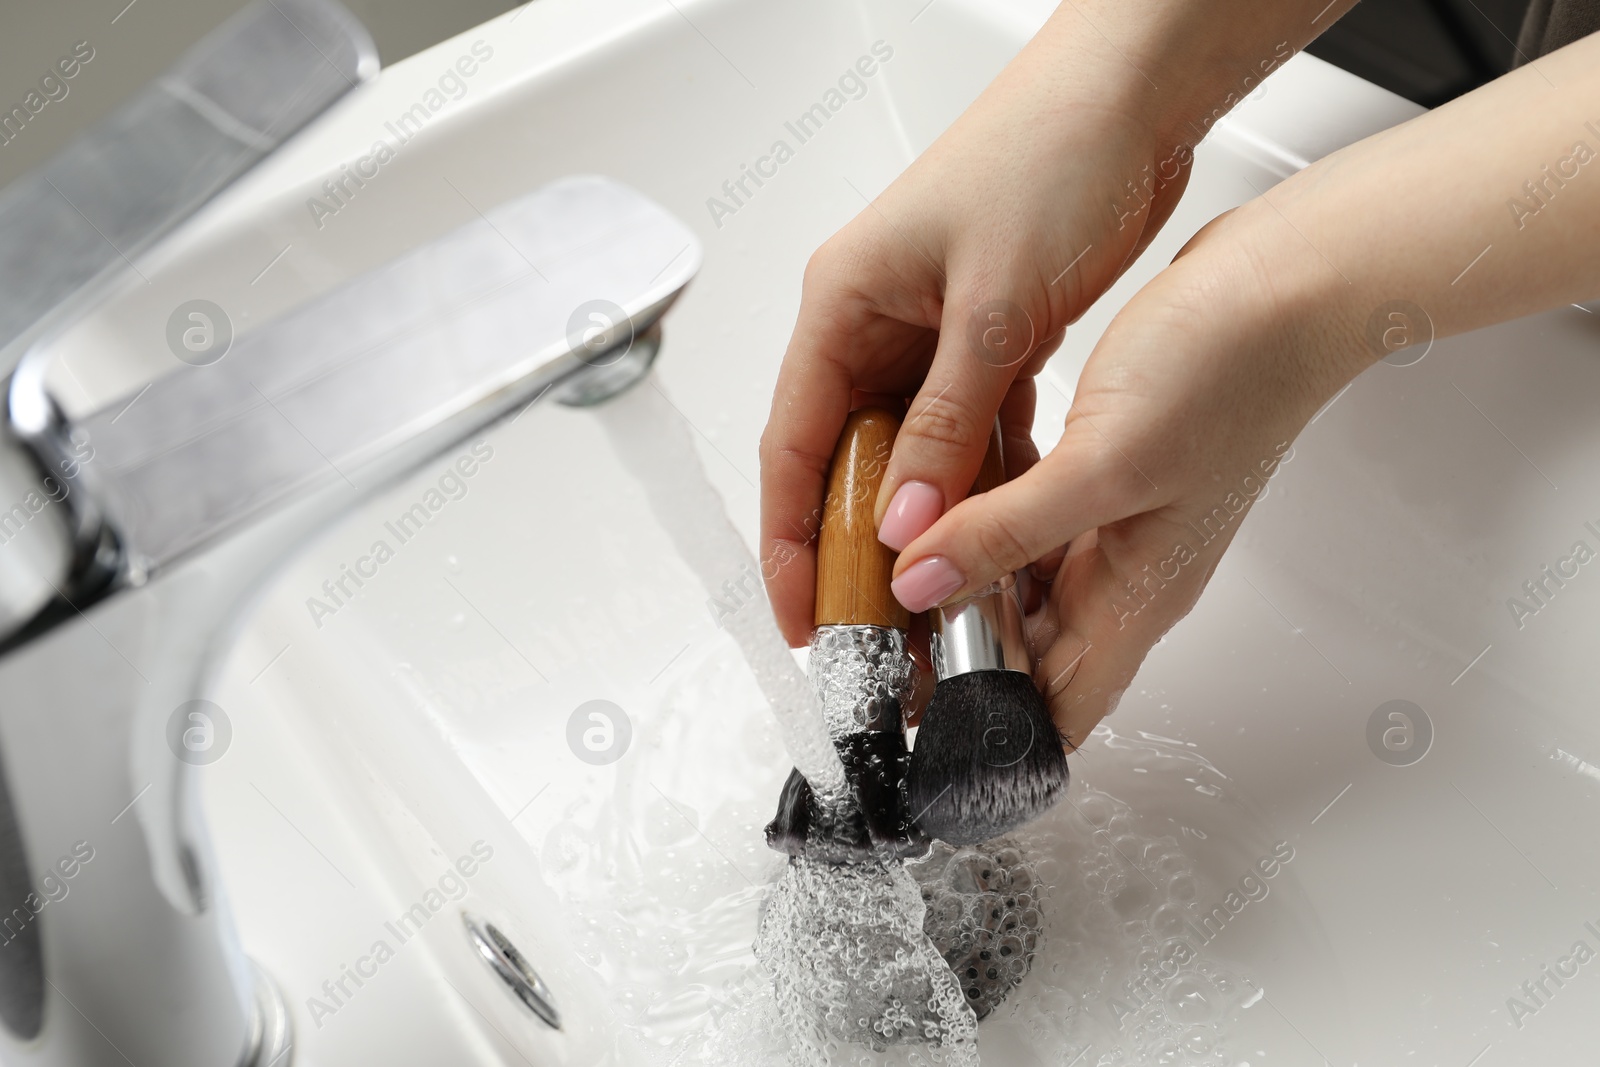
[1222,32,1600,379]
[1018,0,1361,153]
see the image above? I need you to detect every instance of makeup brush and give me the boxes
[757,409,981,1053]
[905,429,1068,846]
[758,411,1043,1050]
[764,406,927,864]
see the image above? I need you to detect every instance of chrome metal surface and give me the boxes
[0,5,379,1064]
[15,175,699,579]
[809,624,916,738]
[0,0,380,643]
[463,914,561,1030]
[0,172,697,1066]
[0,426,73,639]
[0,16,700,1055]
[554,323,664,407]
[929,575,1031,679]
[0,0,377,372]
[240,962,295,1067]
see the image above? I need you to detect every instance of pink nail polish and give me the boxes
[879,481,943,551]
[891,556,965,613]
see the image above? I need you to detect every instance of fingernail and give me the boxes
[878,481,943,551]
[891,556,965,612]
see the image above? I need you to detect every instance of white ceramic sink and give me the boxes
[43,0,1600,1063]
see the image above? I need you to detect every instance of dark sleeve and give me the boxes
[1515,0,1600,64]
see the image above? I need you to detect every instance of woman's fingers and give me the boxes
[759,338,851,646]
[759,241,942,645]
[887,417,1157,612]
[758,278,885,646]
[1036,515,1220,749]
[875,289,1043,553]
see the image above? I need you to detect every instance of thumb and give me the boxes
[886,423,1159,613]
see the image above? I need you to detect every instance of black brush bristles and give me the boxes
[764,729,929,864]
[906,670,1068,845]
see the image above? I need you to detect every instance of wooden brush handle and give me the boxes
[814,407,910,629]
[971,422,1006,495]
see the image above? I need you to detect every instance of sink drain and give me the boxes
[241,960,294,1067]
[462,913,561,1030]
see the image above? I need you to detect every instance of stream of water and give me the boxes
[533,383,1319,1065]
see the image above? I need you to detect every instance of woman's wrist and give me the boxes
[1168,201,1381,420]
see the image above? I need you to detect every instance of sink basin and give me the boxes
[44,0,1600,1062]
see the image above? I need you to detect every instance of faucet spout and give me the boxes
[0,172,699,1066]
[0,23,699,1062]
[16,174,700,592]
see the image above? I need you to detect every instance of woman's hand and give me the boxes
[887,27,1600,746]
[763,3,1600,757]
[758,0,1365,648]
[758,15,1190,647]
[892,210,1364,748]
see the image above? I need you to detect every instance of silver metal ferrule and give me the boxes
[808,624,916,741]
[930,575,1031,680]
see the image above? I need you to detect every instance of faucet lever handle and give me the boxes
[0,0,378,370]
[68,175,701,577]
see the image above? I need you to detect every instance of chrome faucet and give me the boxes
[0,3,700,1064]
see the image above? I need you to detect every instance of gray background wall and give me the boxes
[0,0,521,188]
[1307,0,1530,107]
